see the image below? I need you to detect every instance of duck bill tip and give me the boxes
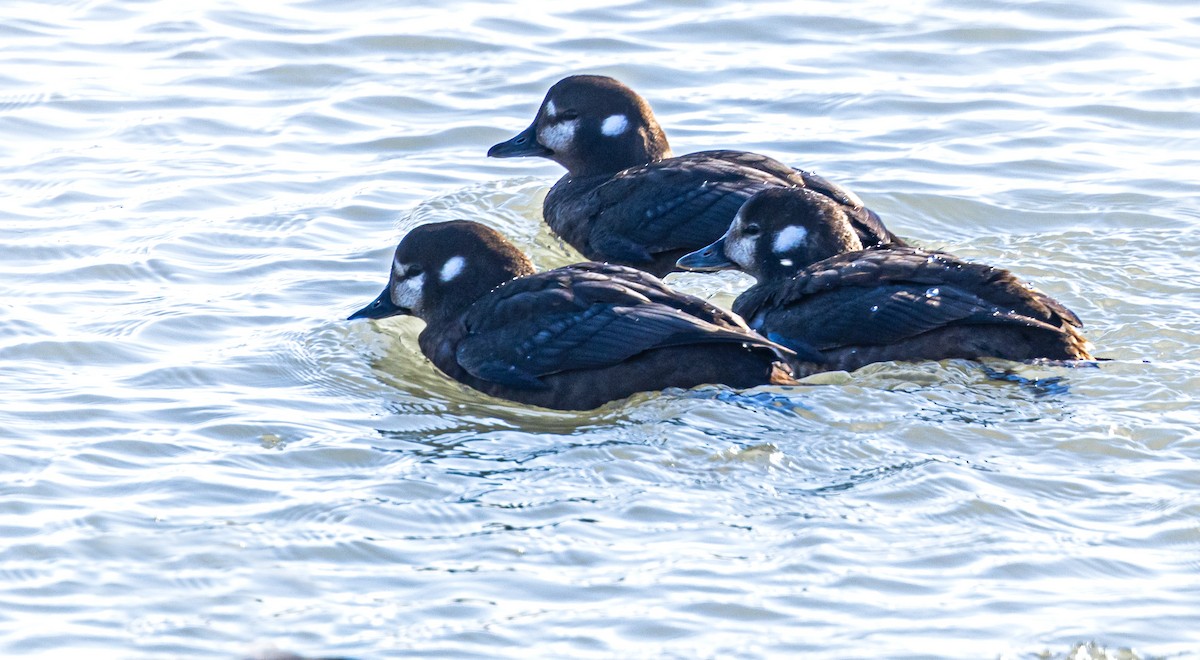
[487,122,551,159]
[676,238,736,272]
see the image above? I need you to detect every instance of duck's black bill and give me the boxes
[676,237,736,271]
[348,286,407,321]
[487,122,552,158]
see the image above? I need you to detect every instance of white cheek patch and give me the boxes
[391,273,425,311]
[545,99,557,118]
[772,225,809,254]
[601,114,629,136]
[726,234,756,270]
[439,255,465,283]
[538,119,579,152]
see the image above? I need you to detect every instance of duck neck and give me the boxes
[566,122,672,177]
[426,258,533,330]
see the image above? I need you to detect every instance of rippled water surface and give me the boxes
[3,0,1199,658]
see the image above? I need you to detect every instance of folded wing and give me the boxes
[458,263,790,389]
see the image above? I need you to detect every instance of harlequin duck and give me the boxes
[487,74,904,277]
[676,188,1094,370]
[348,220,799,410]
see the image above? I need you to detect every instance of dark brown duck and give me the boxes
[488,74,903,277]
[349,220,797,410]
[677,187,1094,370]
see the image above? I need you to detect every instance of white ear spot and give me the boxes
[601,114,629,136]
[439,255,465,283]
[545,100,557,117]
[773,226,809,254]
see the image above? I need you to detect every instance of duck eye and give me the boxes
[742,224,761,237]
[405,264,423,277]
[560,109,580,121]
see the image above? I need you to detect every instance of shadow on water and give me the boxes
[980,358,1105,397]
[364,355,1100,468]
[369,382,816,467]
[678,385,813,414]
[801,457,942,496]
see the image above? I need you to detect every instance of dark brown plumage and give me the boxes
[677,188,1094,371]
[349,220,797,410]
[488,74,902,277]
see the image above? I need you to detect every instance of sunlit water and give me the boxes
[2,0,1198,658]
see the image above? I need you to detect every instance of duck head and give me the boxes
[349,220,535,326]
[487,74,672,177]
[676,187,863,279]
